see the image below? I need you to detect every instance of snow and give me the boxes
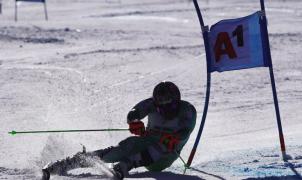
[0,0,302,179]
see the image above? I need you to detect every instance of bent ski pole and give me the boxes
[8,128,129,136]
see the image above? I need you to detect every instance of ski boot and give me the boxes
[41,165,50,180]
[111,162,131,180]
[42,163,51,180]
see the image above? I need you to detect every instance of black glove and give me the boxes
[127,109,140,123]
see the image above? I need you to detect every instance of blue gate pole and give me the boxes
[186,0,212,172]
[260,0,287,160]
[43,0,48,21]
[15,0,18,21]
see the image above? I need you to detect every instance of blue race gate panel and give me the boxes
[208,12,269,73]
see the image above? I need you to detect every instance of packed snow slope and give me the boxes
[0,0,301,179]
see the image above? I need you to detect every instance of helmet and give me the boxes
[152,81,181,119]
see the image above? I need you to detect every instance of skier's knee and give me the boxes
[92,146,114,158]
[128,147,161,168]
[138,149,154,166]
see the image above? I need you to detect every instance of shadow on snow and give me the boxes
[128,171,204,180]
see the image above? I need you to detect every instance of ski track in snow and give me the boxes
[0,0,302,179]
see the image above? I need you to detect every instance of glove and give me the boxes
[129,121,145,136]
[127,109,140,123]
[160,133,180,152]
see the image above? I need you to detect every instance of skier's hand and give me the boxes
[127,109,140,123]
[129,121,145,136]
[160,133,180,152]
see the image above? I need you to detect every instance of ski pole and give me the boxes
[173,150,190,174]
[8,128,129,136]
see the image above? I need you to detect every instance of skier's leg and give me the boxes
[42,136,156,180]
[42,151,100,179]
[111,142,176,178]
[145,152,178,172]
[42,136,143,179]
[94,136,154,163]
[92,136,167,179]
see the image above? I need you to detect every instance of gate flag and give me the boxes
[186,0,287,173]
[209,12,270,72]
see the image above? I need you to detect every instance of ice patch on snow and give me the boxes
[191,146,302,179]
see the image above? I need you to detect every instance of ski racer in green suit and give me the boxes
[42,81,197,180]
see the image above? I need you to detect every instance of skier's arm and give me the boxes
[159,103,196,152]
[176,104,197,142]
[127,98,154,123]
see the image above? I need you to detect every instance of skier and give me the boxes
[42,81,196,180]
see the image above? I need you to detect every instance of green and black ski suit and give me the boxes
[44,98,196,176]
[99,98,197,171]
